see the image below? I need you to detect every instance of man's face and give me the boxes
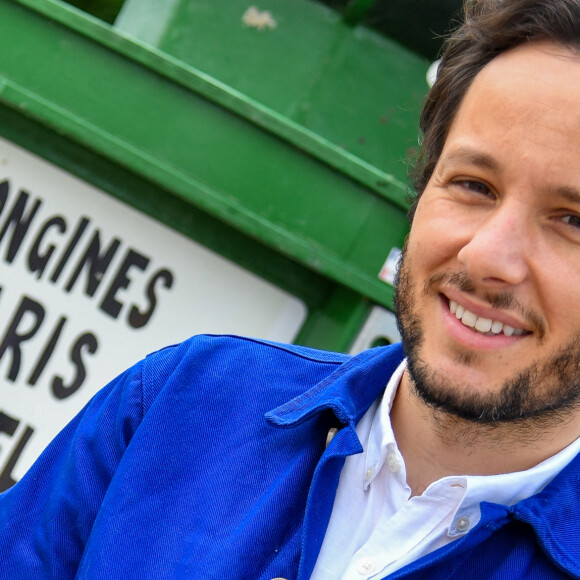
[396,42,580,423]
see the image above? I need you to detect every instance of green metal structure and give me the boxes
[0,0,430,351]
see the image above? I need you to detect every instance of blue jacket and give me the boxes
[0,335,578,579]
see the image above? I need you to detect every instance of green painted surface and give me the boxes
[0,0,428,348]
[294,285,372,352]
[0,100,364,352]
[117,0,428,188]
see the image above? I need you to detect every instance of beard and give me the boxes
[393,242,580,425]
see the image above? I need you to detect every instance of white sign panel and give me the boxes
[0,137,307,488]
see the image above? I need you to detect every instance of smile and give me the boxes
[449,300,528,337]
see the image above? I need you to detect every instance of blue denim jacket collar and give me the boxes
[268,340,580,578]
[266,342,406,429]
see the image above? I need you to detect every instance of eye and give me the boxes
[561,214,580,229]
[453,180,494,198]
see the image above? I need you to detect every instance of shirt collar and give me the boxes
[458,433,580,513]
[362,358,580,542]
[363,359,407,489]
[266,342,406,429]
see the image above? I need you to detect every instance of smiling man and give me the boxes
[2,0,580,579]
[394,39,580,487]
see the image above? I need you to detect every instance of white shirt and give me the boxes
[311,360,580,579]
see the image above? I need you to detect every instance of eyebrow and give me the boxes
[546,184,580,205]
[439,146,500,172]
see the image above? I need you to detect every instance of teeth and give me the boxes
[474,317,492,332]
[461,310,477,328]
[449,300,526,337]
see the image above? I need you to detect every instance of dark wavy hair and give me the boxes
[408,0,580,221]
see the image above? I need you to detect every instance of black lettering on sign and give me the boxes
[28,216,67,279]
[129,268,174,329]
[100,249,149,320]
[0,426,34,491]
[0,410,35,492]
[0,186,42,264]
[51,332,98,400]
[0,296,45,382]
[27,316,67,386]
[49,216,90,283]
[0,180,9,215]
[0,294,97,396]
[0,176,176,331]
[65,231,121,296]
[0,411,19,439]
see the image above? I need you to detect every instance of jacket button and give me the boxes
[326,427,339,448]
[270,578,288,580]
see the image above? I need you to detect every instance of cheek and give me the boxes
[413,199,489,270]
[541,274,580,336]
[407,217,462,271]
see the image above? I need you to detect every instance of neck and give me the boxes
[391,369,580,497]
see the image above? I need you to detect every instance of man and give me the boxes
[2,0,580,578]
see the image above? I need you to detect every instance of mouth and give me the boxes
[448,299,531,337]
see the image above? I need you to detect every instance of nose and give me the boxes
[456,200,531,287]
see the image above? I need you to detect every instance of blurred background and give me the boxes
[66,0,464,60]
[0,0,461,487]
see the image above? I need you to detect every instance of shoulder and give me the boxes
[143,334,350,378]
[139,334,352,413]
[150,333,350,361]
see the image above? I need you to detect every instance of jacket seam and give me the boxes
[200,333,351,365]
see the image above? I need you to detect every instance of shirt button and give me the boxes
[387,452,401,473]
[364,466,375,482]
[455,516,470,532]
[357,557,376,575]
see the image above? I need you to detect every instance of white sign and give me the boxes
[0,137,307,488]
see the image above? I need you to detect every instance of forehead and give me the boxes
[442,42,580,171]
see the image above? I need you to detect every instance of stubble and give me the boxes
[393,242,580,430]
